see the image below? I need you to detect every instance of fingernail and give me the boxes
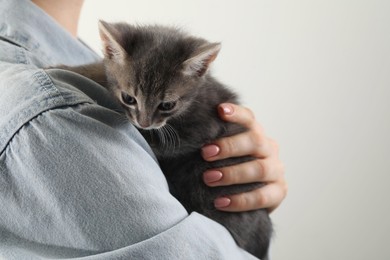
[219,104,234,115]
[203,171,223,183]
[202,144,220,158]
[214,197,231,208]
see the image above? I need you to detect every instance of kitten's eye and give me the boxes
[158,101,176,111]
[121,92,137,106]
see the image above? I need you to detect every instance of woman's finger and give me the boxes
[217,103,257,128]
[203,158,282,187]
[214,181,288,213]
[201,133,271,161]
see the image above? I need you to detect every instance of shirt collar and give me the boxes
[0,0,99,66]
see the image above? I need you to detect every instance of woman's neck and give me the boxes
[31,0,84,37]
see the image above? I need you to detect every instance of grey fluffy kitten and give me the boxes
[63,21,272,259]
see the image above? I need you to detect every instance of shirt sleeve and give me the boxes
[0,68,257,259]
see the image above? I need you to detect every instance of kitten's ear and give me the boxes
[182,42,221,77]
[98,20,126,63]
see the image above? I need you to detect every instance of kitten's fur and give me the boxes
[61,21,272,259]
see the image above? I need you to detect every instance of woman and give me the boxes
[0,0,286,258]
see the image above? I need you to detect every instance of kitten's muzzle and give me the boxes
[134,120,166,130]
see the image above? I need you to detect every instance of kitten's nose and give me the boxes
[137,116,152,129]
[138,122,150,128]
[139,124,149,129]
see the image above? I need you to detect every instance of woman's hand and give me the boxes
[201,103,287,213]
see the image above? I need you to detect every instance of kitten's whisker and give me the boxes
[157,128,166,149]
[161,126,174,152]
[162,126,174,152]
[165,124,180,150]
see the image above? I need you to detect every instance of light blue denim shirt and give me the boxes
[0,0,257,259]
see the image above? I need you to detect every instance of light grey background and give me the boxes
[79,1,390,259]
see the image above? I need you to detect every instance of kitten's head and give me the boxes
[98,21,221,130]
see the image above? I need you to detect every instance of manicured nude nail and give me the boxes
[203,171,223,183]
[219,104,234,115]
[214,197,231,208]
[202,144,220,158]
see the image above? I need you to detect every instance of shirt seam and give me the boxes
[0,101,93,158]
[0,70,94,156]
